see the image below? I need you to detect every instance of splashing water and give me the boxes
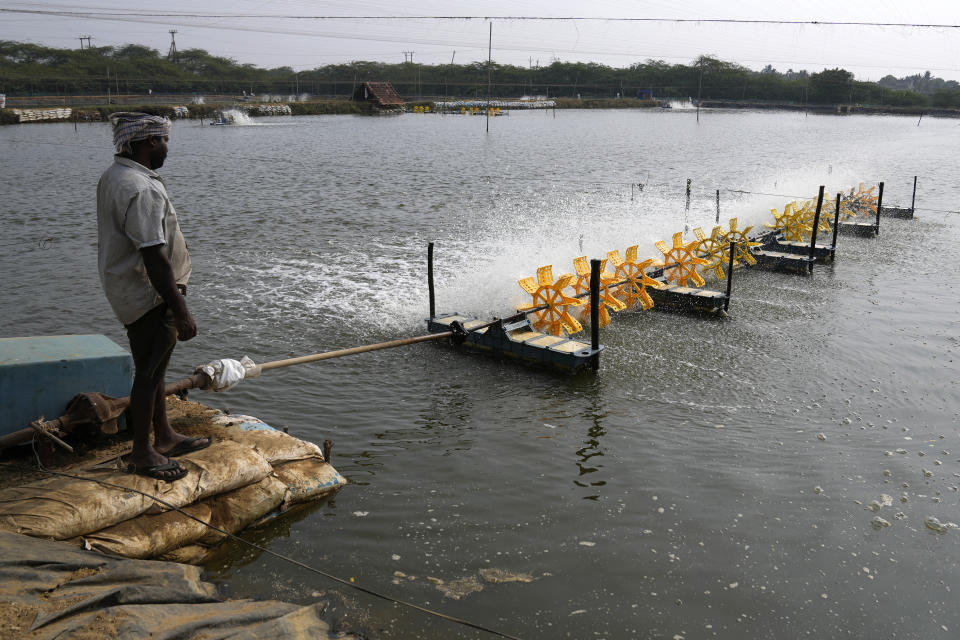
[222,108,255,125]
[663,98,696,110]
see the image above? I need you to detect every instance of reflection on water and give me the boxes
[205,498,335,578]
[575,399,608,500]
[2,109,959,638]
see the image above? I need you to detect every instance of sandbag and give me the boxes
[274,458,347,506]
[199,474,288,545]
[208,414,326,464]
[0,440,272,540]
[77,474,289,560]
[80,504,212,559]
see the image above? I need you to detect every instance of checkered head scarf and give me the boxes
[109,112,171,154]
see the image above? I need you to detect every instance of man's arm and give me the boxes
[140,245,197,341]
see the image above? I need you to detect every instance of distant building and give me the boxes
[352,82,404,108]
[636,89,654,100]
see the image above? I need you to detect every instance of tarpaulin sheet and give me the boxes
[0,531,350,639]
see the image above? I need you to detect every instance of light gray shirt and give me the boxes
[96,156,192,325]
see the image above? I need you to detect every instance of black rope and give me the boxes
[0,444,524,640]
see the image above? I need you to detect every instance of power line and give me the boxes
[7,9,959,74]
[4,9,960,29]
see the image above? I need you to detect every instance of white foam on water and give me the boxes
[221,161,878,338]
[430,167,856,325]
[223,108,255,125]
[664,98,696,110]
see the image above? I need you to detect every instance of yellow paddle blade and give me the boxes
[765,207,788,231]
[571,256,627,327]
[516,265,585,337]
[841,182,880,218]
[792,200,833,240]
[554,273,577,290]
[518,276,538,294]
[655,232,709,287]
[696,224,730,281]
[719,218,760,268]
[570,256,592,297]
[536,265,554,287]
[609,249,660,311]
[573,255,591,277]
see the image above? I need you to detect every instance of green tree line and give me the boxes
[3,40,960,108]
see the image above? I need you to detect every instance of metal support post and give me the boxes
[590,259,601,371]
[724,241,736,312]
[911,175,917,214]
[875,182,884,235]
[427,242,435,318]
[831,193,841,261]
[808,185,825,273]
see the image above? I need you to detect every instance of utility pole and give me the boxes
[696,59,703,123]
[486,21,492,134]
[78,35,91,50]
[403,51,414,63]
[167,30,178,63]
[451,51,455,65]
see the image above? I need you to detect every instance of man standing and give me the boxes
[97,112,210,481]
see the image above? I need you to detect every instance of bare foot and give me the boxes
[154,433,212,456]
[125,452,186,480]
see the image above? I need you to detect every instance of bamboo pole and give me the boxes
[259,332,455,372]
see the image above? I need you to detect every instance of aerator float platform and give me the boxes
[427,313,601,371]
[424,178,914,372]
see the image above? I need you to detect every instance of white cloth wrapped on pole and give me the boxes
[196,356,261,392]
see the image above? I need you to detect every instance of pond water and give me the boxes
[1,108,959,639]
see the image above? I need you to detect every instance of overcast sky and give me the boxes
[3,0,960,81]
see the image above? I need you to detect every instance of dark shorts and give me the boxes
[125,303,177,380]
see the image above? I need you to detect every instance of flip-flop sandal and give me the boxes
[126,458,188,482]
[163,436,214,458]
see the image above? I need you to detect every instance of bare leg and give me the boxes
[151,380,209,453]
[127,373,181,478]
